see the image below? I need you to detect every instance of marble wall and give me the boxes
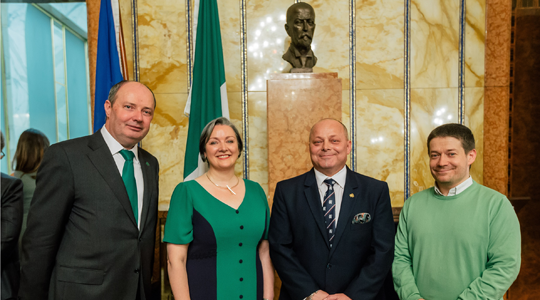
[88,0,494,210]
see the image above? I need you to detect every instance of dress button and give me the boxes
[240,225,244,229]
[239,243,243,247]
[240,277,243,281]
[134,268,140,273]
[236,210,239,214]
[239,259,243,263]
[239,295,243,299]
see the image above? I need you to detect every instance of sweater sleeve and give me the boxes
[392,201,423,300]
[457,197,521,299]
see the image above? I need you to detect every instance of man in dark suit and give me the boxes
[269,119,395,300]
[20,81,159,300]
[1,132,24,300]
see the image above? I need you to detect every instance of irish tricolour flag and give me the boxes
[183,0,229,181]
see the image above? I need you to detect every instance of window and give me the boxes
[1,3,89,173]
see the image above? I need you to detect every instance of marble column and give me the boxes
[267,73,342,206]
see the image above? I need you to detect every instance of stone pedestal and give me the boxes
[266,72,342,206]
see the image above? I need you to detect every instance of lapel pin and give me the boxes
[349,193,354,198]
[146,162,150,166]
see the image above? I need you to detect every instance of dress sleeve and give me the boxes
[163,182,194,244]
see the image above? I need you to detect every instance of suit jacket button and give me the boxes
[327,263,331,269]
[134,268,140,273]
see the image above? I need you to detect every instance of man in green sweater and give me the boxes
[393,123,521,300]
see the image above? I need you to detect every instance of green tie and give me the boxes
[120,149,138,224]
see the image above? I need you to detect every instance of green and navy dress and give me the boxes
[164,179,270,300]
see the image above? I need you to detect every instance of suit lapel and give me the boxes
[137,149,153,235]
[330,167,358,255]
[87,131,138,228]
[304,169,330,248]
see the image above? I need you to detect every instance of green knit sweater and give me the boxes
[393,181,521,300]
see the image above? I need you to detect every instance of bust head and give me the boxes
[285,2,316,52]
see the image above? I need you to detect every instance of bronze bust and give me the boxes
[283,2,317,73]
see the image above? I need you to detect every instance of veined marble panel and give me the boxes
[219,0,242,92]
[464,87,484,184]
[227,92,245,177]
[138,0,188,93]
[483,86,508,194]
[247,91,269,196]
[309,0,350,89]
[342,90,351,168]
[410,88,459,195]
[356,89,405,206]
[411,0,460,88]
[246,0,293,92]
[142,93,189,211]
[119,0,134,80]
[484,0,511,87]
[356,0,404,89]
[465,0,485,87]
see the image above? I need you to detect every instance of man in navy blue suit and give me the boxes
[269,119,395,300]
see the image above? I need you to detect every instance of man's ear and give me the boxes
[467,149,477,166]
[104,100,112,118]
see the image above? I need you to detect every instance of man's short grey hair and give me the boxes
[199,117,243,162]
[108,80,156,108]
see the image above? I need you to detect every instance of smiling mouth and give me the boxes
[217,155,231,159]
[127,125,143,131]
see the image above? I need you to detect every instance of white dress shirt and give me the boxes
[434,176,473,196]
[101,126,144,228]
[314,166,347,228]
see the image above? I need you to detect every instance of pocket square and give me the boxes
[352,212,371,224]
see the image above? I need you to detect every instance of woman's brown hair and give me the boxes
[13,129,50,173]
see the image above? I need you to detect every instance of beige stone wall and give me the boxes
[98,0,491,210]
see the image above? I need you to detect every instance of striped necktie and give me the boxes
[120,149,138,224]
[323,179,336,247]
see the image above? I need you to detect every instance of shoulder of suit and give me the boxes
[1,172,23,193]
[47,135,93,153]
[349,170,387,186]
[275,170,312,188]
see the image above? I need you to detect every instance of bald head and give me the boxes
[309,118,352,176]
[309,118,349,142]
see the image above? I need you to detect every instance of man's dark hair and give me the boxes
[108,80,156,108]
[427,123,475,153]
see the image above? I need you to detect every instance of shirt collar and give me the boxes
[434,176,473,196]
[101,126,139,161]
[314,165,347,189]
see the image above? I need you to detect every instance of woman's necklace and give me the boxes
[206,173,240,195]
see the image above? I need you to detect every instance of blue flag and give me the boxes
[94,0,123,132]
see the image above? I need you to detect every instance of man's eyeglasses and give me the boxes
[0,150,5,159]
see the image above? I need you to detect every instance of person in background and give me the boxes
[12,129,50,249]
[165,117,274,300]
[1,131,24,300]
[393,123,521,300]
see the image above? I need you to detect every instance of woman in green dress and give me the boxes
[165,117,274,300]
